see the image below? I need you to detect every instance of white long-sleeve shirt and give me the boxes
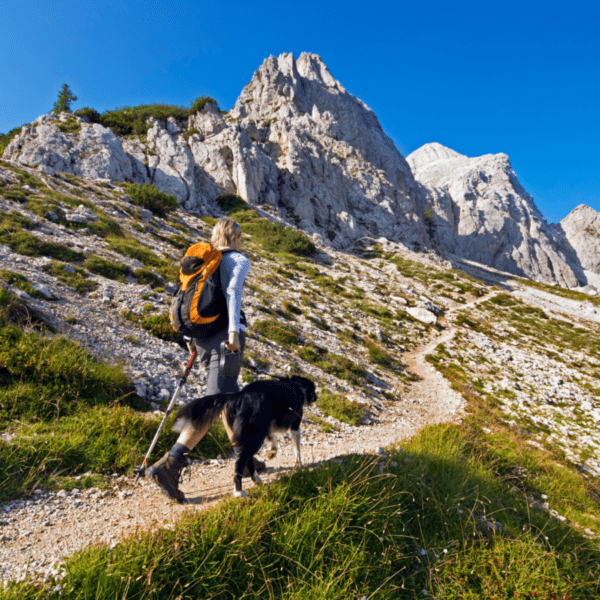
[220,251,250,333]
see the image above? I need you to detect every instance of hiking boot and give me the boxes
[242,456,266,478]
[146,452,187,504]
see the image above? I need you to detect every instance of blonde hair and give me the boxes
[211,217,241,248]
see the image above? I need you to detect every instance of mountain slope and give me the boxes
[1,162,600,596]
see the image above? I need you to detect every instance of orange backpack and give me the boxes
[169,243,233,340]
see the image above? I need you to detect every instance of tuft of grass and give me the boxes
[84,256,130,282]
[42,261,99,294]
[0,270,46,300]
[132,268,163,288]
[365,339,394,367]
[141,313,184,346]
[318,389,366,425]
[253,319,300,346]
[298,343,366,386]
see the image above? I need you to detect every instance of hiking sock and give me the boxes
[169,442,190,462]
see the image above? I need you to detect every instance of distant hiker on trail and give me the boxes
[147,216,263,503]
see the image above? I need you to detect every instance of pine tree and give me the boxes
[52,84,78,114]
[423,205,437,239]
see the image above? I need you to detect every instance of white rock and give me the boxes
[406,306,437,325]
[30,283,54,300]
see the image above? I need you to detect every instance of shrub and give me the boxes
[189,96,217,114]
[215,194,247,214]
[0,124,29,155]
[125,182,179,217]
[75,107,101,123]
[423,204,436,238]
[90,104,189,137]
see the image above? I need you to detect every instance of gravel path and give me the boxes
[0,317,468,585]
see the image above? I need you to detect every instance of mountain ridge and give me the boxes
[2,52,597,290]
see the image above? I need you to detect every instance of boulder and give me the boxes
[406,306,437,325]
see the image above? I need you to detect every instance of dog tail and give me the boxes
[172,393,230,434]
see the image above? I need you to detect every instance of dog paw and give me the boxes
[252,474,263,486]
[233,489,248,499]
[266,450,277,460]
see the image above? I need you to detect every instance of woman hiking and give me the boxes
[147,216,262,503]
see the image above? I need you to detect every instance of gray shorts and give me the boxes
[194,328,246,396]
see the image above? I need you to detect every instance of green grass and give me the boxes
[318,388,366,425]
[107,236,178,280]
[0,212,85,261]
[365,339,393,367]
[0,285,228,501]
[125,183,179,218]
[141,313,184,346]
[517,277,600,308]
[0,270,46,299]
[0,323,136,423]
[297,344,366,386]
[0,404,231,502]
[84,256,130,282]
[253,318,301,346]
[217,198,316,257]
[41,262,99,294]
[478,294,600,358]
[132,268,163,288]
[6,419,600,599]
[0,124,28,154]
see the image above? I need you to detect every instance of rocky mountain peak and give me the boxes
[406,142,465,171]
[552,204,600,278]
[409,143,580,288]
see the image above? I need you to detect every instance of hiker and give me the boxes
[147,216,261,503]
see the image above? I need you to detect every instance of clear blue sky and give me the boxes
[1,0,598,223]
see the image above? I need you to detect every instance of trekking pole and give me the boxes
[133,345,198,485]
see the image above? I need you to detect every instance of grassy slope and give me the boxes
[0,166,599,597]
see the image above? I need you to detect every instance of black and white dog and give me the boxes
[173,376,317,498]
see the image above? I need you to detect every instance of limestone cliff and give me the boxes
[3,53,428,250]
[554,205,600,275]
[407,142,580,287]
